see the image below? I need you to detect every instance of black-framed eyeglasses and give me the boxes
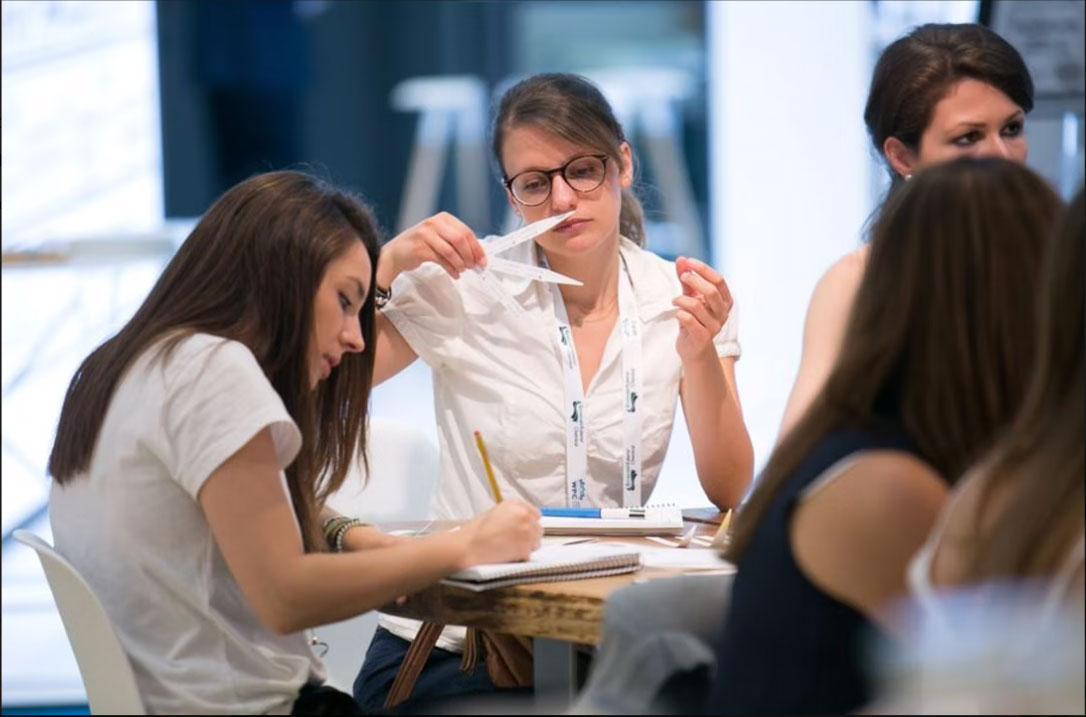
[504,154,610,207]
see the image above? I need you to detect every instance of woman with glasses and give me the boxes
[351,72,754,712]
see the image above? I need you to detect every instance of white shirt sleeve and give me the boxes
[381,262,469,371]
[159,337,302,500]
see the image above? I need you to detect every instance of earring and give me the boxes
[904,173,913,181]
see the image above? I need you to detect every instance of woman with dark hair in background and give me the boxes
[778,22,1036,438]
[705,157,1062,714]
[352,72,754,711]
[47,170,541,715]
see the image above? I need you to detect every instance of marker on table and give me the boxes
[473,430,503,503]
[541,507,647,519]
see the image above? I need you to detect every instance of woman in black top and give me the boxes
[707,157,1063,714]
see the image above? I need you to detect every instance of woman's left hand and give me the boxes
[672,256,733,362]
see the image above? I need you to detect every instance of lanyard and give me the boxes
[543,251,643,508]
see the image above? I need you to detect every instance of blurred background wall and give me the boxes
[155,1,713,250]
[2,0,1083,710]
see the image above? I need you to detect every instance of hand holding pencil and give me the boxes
[457,430,542,568]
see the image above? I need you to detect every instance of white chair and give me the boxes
[316,417,441,692]
[325,417,440,524]
[13,530,144,715]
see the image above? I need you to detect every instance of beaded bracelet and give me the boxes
[331,518,365,553]
[322,516,353,548]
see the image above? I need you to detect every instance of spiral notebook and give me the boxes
[442,542,641,591]
[540,504,685,536]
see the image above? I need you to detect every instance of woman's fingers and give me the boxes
[430,212,483,271]
[672,256,734,358]
[677,257,732,321]
[424,232,467,278]
[394,212,485,279]
[673,295,716,331]
[675,308,712,344]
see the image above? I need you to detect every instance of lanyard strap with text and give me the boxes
[545,254,643,508]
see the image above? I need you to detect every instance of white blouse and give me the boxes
[383,236,741,520]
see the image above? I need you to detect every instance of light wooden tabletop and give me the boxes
[379,511,727,645]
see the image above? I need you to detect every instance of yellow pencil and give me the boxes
[474,430,503,503]
[710,509,733,549]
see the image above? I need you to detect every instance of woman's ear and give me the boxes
[504,187,521,217]
[883,136,917,179]
[618,141,634,188]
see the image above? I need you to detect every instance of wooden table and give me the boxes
[380,510,728,702]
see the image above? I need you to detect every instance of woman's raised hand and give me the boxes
[672,256,734,361]
[377,212,488,287]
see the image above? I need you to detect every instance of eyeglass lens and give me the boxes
[510,155,607,206]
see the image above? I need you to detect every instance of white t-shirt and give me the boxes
[50,333,324,715]
[379,237,740,650]
[889,521,1086,715]
[907,489,1086,636]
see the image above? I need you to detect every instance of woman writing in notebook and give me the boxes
[352,73,753,710]
[47,171,541,715]
[778,23,1037,438]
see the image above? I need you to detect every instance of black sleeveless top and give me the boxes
[705,426,916,715]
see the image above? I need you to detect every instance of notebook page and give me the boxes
[448,542,640,581]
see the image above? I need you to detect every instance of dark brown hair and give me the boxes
[963,187,1084,581]
[48,170,381,552]
[728,158,1062,562]
[492,73,646,246]
[865,23,1034,186]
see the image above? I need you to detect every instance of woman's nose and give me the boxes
[549,173,578,212]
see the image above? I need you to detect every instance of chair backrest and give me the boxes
[326,416,440,524]
[13,530,145,715]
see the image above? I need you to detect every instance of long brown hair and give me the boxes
[492,72,647,246]
[727,158,1062,563]
[962,188,1085,581]
[48,170,381,552]
[864,23,1034,187]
